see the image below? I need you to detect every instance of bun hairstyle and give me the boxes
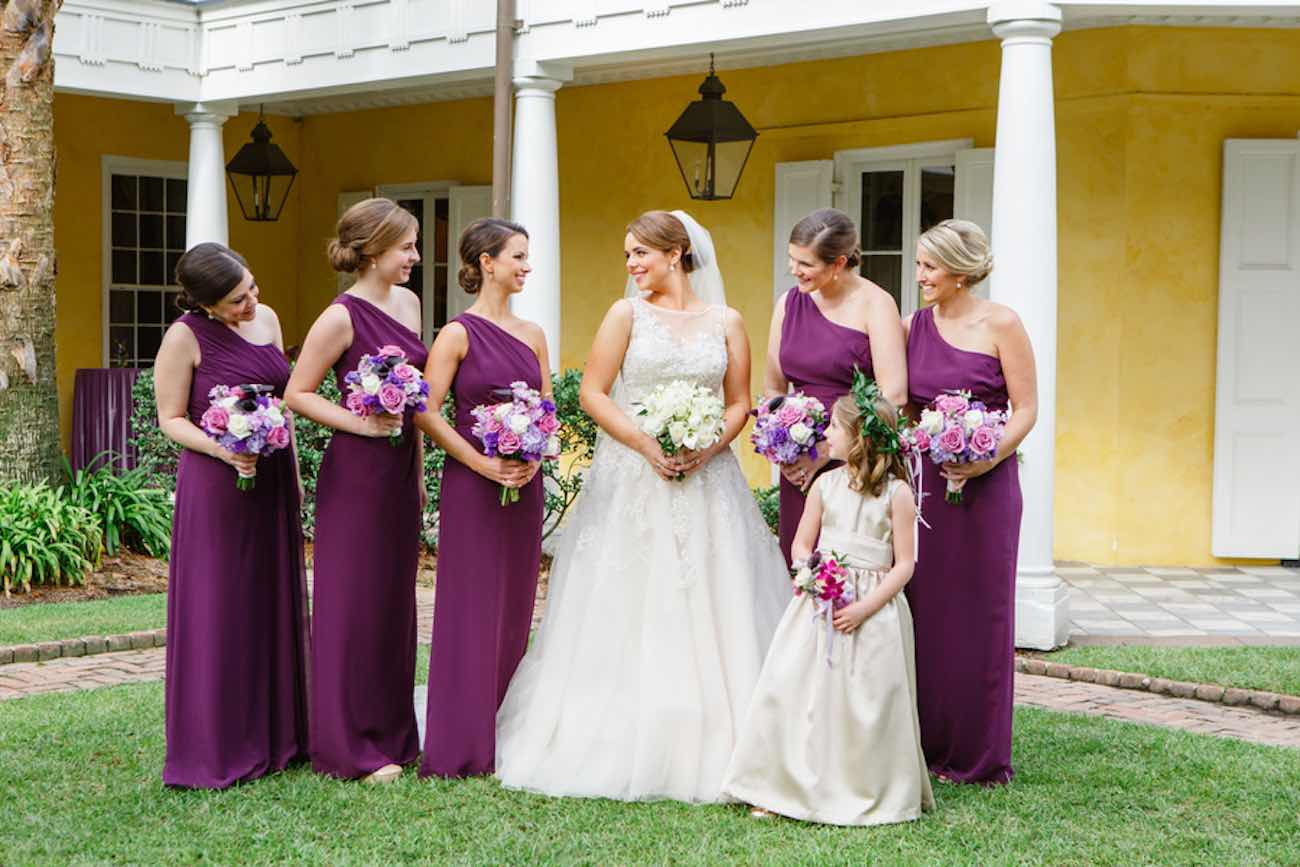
[174,242,249,312]
[789,208,861,269]
[457,218,529,294]
[627,210,695,273]
[917,219,993,288]
[327,197,419,274]
[831,394,909,498]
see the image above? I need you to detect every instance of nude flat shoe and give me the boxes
[363,763,403,784]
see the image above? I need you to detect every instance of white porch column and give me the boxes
[987,1,1069,650]
[177,102,238,249]
[510,61,572,372]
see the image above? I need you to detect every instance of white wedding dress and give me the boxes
[495,295,790,804]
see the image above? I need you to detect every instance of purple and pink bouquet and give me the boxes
[750,391,829,467]
[470,381,561,506]
[903,389,1008,505]
[199,384,292,491]
[792,550,857,665]
[343,344,429,446]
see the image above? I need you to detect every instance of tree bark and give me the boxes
[0,0,63,484]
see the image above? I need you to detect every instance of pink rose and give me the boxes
[484,414,504,434]
[933,393,970,416]
[378,344,404,358]
[201,406,229,432]
[345,391,367,415]
[969,425,998,457]
[379,383,407,414]
[776,404,803,426]
[392,363,418,383]
[266,425,290,449]
[497,430,521,455]
[937,424,966,455]
[910,428,931,453]
[537,413,560,435]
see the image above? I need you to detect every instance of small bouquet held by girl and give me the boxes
[630,380,726,479]
[199,384,292,491]
[750,392,829,468]
[902,390,1008,504]
[470,381,561,506]
[343,344,430,446]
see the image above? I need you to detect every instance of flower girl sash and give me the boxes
[816,530,892,572]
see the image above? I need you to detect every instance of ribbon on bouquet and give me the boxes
[811,578,864,674]
[905,447,931,564]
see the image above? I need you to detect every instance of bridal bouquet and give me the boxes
[631,380,726,475]
[199,384,292,491]
[343,345,430,446]
[470,381,561,506]
[903,390,1009,505]
[750,391,828,465]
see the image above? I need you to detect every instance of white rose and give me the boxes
[508,413,530,435]
[920,408,944,435]
[643,413,666,435]
[545,435,560,456]
[683,431,700,451]
[264,406,284,426]
[361,373,382,395]
[963,409,985,431]
[789,422,814,445]
[220,396,238,410]
[494,404,512,423]
[667,421,688,446]
[226,414,252,439]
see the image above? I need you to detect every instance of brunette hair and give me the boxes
[174,242,249,312]
[327,197,419,274]
[831,394,909,497]
[788,208,861,269]
[627,210,695,273]
[917,219,993,288]
[457,218,529,293]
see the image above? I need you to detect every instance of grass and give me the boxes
[1036,645,1300,697]
[2,682,1299,864]
[0,593,167,646]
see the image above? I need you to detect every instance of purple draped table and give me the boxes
[71,368,141,472]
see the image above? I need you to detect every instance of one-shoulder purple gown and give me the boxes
[309,293,427,779]
[419,314,544,778]
[905,306,1021,785]
[163,312,309,789]
[777,288,872,564]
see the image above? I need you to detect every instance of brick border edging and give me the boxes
[1014,655,1300,715]
[0,629,165,665]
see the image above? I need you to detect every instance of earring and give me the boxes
[669,263,676,273]
[205,308,217,321]
[957,282,963,290]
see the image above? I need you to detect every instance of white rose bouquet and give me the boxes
[631,380,726,479]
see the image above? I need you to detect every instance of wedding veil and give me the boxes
[623,210,727,307]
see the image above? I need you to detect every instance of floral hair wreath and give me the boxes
[849,365,901,456]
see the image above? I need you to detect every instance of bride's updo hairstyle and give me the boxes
[327,197,418,274]
[174,242,249,312]
[457,218,529,294]
[627,210,695,273]
[917,219,993,288]
[788,208,861,268]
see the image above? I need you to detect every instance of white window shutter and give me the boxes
[954,148,995,299]
[447,185,493,321]
[1212,139,1300,558]
[336,189,373,292]
[773,160,833,303]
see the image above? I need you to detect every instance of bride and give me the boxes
[495,210,790,803]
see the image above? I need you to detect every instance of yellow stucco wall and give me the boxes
[49,27,1300,565]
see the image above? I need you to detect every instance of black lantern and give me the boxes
[664,55,758,201]
[225,107,298,222]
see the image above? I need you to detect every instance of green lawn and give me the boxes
[2,682,1298,864]
[1035,645,1300,697]
[0,593,167,646]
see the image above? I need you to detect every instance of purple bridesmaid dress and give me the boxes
[309,293,428,779]
[904,306,1021,785]
[777,288,872,564]
[419,314,543,778]
[163,313,309,789]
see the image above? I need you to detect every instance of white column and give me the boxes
[510,61,571,372]
[176,102,238,249]
[987,1,1069,650]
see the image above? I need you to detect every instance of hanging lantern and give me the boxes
[664,55,758,201]
[225,107,298,222]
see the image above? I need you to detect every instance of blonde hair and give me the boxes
[627,210,695,273]
[831,395,909,497]
[327,197,419,274]
[917,219,993,288]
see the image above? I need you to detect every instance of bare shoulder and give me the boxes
[722,305,746,329]
[772,288,793,318]
[983,300,1025,333]
[902,311,916,335]
[604,297,635,326]
[161,318,198,349]
[257,303,281,326]
[518,319,548,354]
[433,319,469,350]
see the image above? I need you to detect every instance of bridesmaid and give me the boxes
[903,219,1037,785]
[416,218,547,779]
[154,242,309,789]
[765,208,907,564]
[285,198,426,783]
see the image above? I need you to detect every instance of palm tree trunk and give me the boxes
[0,0,63,484]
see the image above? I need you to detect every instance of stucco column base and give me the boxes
[1015,572,1070,650]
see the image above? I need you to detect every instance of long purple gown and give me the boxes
[309,293,427,779]
[419,314,544,778]
[777,288,872,564]
[164,312,309,789]
[904,305,1021,785]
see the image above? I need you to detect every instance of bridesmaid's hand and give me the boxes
[355,412,403,438]
[831,600,872,633]
[940,459,997,488]
[476,456,534,489]
[216,448,258,478]
[418,479,428,511]
[781,452,829,490]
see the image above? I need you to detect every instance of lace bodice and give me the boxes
[620,296,728,405]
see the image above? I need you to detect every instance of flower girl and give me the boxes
[722,380,934,826]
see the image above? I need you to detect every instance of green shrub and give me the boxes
[542,369,598,541]
[291,370,341,539]
[61,457,172,558]
[0,483,102,593]
[130,369,180,494]
[753,484,780,537]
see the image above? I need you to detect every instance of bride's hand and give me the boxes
[672,447,711,480]
[638,438,682,482]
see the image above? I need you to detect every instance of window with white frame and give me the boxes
[103,157,188,368]
[378,184,451,345]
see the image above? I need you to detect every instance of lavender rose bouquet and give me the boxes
[903,389,1009,505]
[750,391,829,467]
[470,381,561,506]
[343,344,430,446]
[199,383,292,491]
